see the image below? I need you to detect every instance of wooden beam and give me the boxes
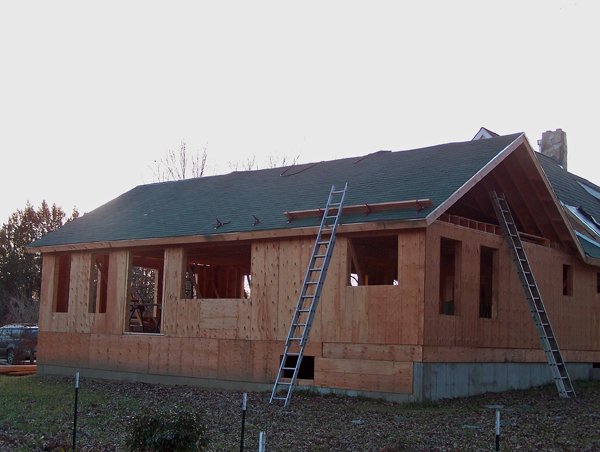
[485,169,540,234]
[507,151,567,244]
[28,219,429,253]
[284,199,433,221]
[347,240,364,285]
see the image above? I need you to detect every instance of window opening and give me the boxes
[183,244,251,299]
[479,246,497,318]
[562,264,573,296]
[596,273,600,294]
[439,238,460,315]
[54,254,71,313]
[347,235,398,286]
[127,250,164,333]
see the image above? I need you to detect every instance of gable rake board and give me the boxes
[490,191,575,398]
[270,183,348,407]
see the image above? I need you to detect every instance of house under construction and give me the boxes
[29,129,600,401]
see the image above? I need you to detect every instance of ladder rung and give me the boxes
[293,323,307,327]
[272,397,287,401]
[314,254,326,258]
[282,367,296,371]
[309,267,323,272]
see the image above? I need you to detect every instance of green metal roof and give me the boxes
[30,133,522,248]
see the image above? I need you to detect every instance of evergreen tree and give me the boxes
[0,201,78,323]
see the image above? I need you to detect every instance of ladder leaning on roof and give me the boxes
[490,191,575,398]
[270,183,348,407]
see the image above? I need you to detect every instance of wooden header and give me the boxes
[284,199,433,222]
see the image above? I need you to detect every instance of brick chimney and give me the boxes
[538,129,568,170]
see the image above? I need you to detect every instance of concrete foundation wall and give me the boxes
[418,362,592,400]
[40,361,594,403]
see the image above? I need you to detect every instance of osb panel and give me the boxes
[88,333,111,369]
[39,255,56,331]
[397,229,426,345]
[114,335,150,374]
[179,337,220,379]
[423,221,600,362]
[161,247,186,335]
[322,343,423,362]
[277,237,313,341]
[38,332,89,368]
[319,237,348,343]
[320,231,425,346]
[249,340,275,382]
[68,253,93,333]
[423,346,546,363]
[217,339,253,381]
[250,242,279,340]
[165,298,244,339]
[105,250,129,335]
[146,335,171,375]
[315,357,413,393]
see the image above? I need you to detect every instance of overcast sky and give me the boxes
[1,1,598,222]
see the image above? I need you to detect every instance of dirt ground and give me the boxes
[1,375,599,451]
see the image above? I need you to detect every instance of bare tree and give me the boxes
[266,154,300,168]
[228,155,258,172]
[153,141,208,182]
[229,153,300,171]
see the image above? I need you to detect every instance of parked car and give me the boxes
[0,324,38,364]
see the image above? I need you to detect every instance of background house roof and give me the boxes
[30,133,522,248]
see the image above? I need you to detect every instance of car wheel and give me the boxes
[7,349,15,365]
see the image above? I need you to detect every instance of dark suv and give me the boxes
[0,324,38,364]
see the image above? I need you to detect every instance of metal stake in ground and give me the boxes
[258,431,265,452]
[72,372,80,452]
[485,404,503,451]
[240,392,247,452]
[495,408,501,451]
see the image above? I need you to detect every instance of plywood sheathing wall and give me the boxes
[423,220,600,363]
[38,230,429,395]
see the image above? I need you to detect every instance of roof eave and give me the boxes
[27,218,429,254]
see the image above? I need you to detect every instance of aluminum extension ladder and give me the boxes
[270,183,348,407]
[490,191,575,398]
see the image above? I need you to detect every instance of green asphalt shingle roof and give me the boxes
[30,133,522,248]
[576,233,600,260]
[536,153,600,260]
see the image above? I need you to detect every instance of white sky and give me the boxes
[1,1,598,222]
